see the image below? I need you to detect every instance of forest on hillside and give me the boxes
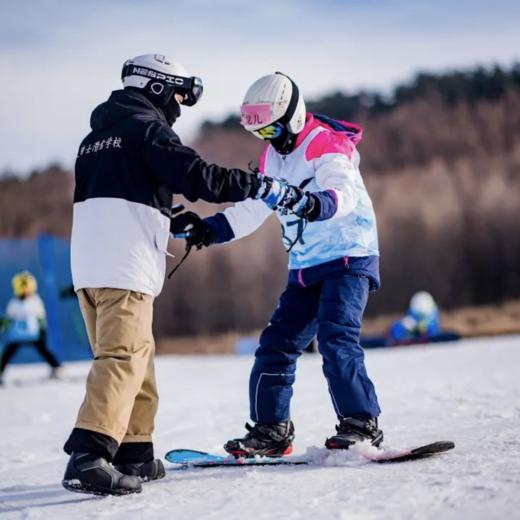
[1,64,519,337]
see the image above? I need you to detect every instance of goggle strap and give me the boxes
[122,64,203,106]
[122,64,194,90]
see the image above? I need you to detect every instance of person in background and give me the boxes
[0,271,62,385]
[389,291,440,342]
[171,72,383,458]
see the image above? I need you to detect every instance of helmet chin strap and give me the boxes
[269,130,297,155]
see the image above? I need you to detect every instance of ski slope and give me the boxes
[1,335,519,519]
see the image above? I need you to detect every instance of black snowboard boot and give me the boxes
[62,452,142,496]
[115,459,166,482]
[224,421,295,458]
[325,417,383,449]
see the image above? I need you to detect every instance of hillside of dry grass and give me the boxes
[1,66,519,338]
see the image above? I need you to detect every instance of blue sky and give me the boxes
[0,0,518,173]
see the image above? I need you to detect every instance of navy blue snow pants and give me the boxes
[249,261,381,423]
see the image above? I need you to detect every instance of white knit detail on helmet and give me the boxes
[122,54,190,88]
[240,73,306,134]
[287,94,306,134]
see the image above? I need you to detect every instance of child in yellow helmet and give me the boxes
[0,271,62,385]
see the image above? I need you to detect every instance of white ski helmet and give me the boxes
[409,291,437,318]
[121,54,203,107]
[240,72,306,141]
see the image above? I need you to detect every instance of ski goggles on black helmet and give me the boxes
[174,76,203,106]
[121,64,203,106]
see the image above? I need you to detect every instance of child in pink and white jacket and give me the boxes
[170,72,383,457]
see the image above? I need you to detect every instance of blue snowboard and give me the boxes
[165,442,455,469]
[165,449,309,468]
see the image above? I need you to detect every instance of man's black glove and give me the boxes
[170,211,214,249]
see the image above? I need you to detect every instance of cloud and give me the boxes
[0,0,519,172]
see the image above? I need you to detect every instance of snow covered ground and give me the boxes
[1,335,519,520]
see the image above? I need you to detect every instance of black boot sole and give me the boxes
[224,444,293,459]
[62,478,142,496]
[325,432,384,450]
[115,460,166,483]
[140,470,166,483]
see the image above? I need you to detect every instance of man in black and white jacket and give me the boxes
[62,54,307,496]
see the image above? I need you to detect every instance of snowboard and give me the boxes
[165,441,455,469]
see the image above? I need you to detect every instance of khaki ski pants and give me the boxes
[75,288,158,444]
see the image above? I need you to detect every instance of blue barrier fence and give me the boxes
[0,235,91,364]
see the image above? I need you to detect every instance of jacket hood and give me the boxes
[312,113,363,145]
[293,113,363,151]
[90,89,167,131]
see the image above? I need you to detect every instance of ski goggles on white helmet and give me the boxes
[241,103,285,140]
[252,122,285,140]
[121,64,203,106]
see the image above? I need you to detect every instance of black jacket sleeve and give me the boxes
[144,121,262,203]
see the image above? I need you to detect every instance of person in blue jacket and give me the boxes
[389,291,441,342]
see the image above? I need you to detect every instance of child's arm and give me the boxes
[0,316,9,333]
[305,131,361,221]
[2,300,15,333]
[216,198,273,242]
[170,199,272,248]
[5,299,16,321]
